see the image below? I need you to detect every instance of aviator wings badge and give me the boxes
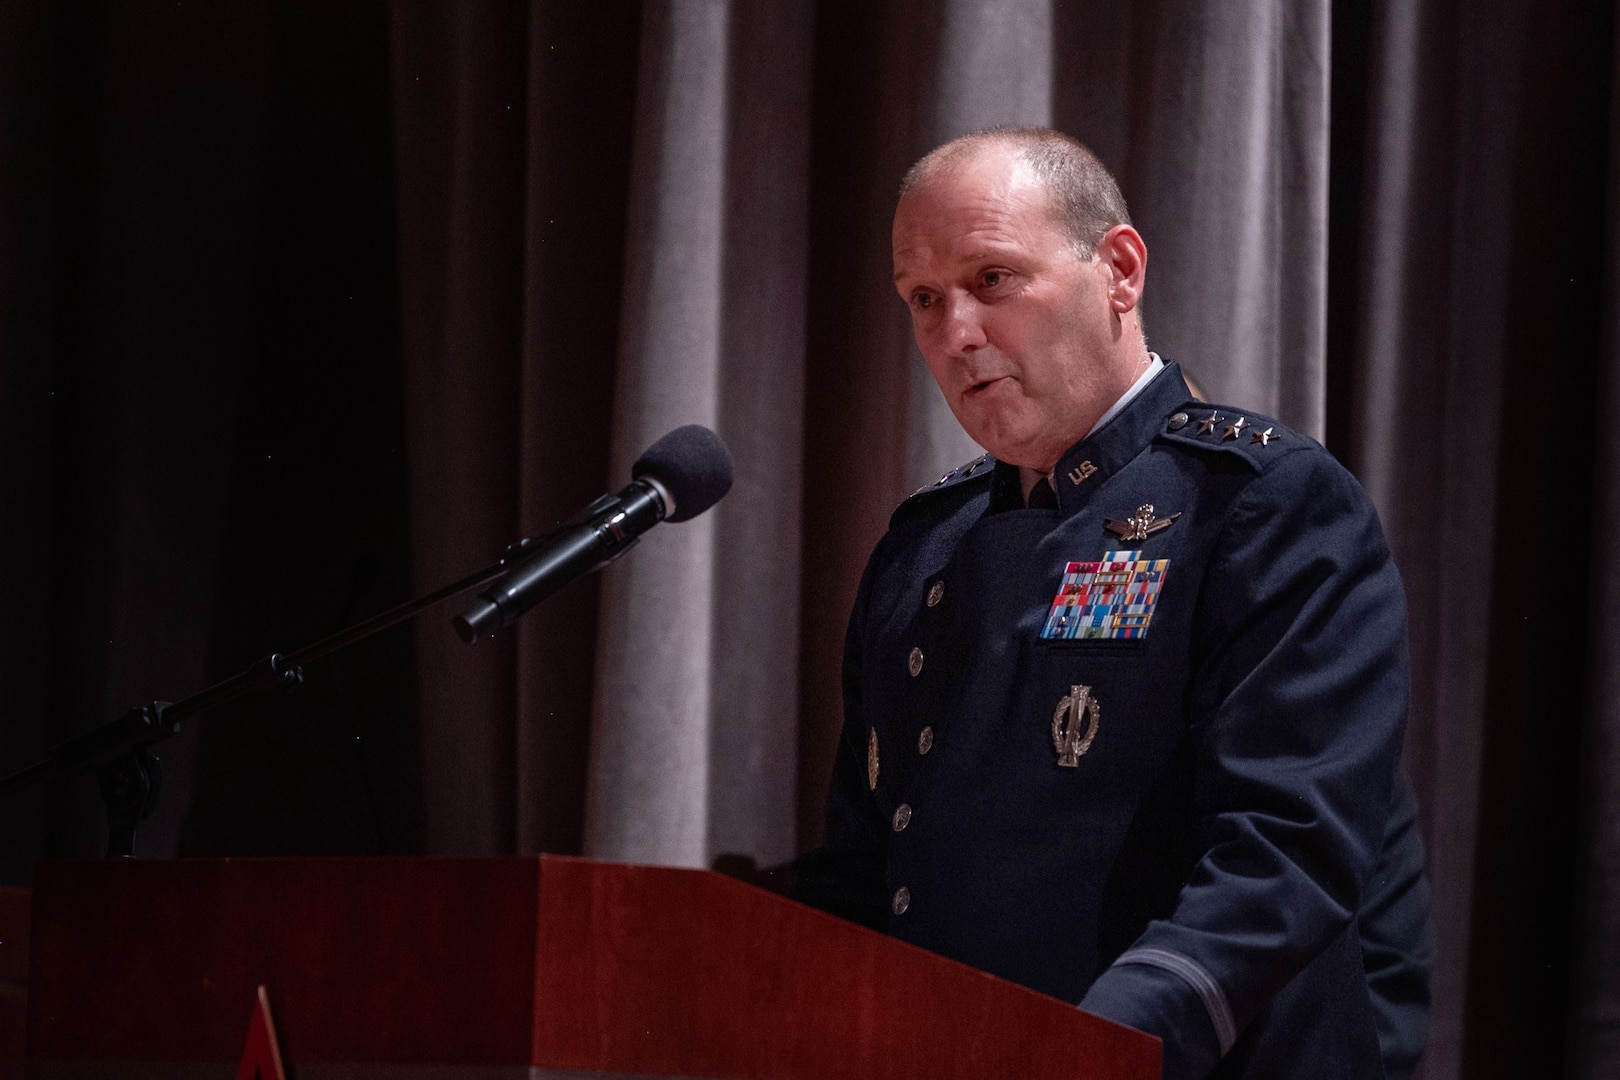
[1051,685,1100,767]
[1104,504,1181,543]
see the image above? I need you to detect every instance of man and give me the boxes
[794,129,1426,1079]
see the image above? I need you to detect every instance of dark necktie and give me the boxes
[1028,476,1058,509]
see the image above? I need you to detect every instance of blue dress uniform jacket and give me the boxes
[797,363,1410,1080]
[1362,773,1434,1080]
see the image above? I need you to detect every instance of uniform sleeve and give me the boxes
[1079,449,1410,1080]
[1361,771,1435,1080]
[790,551,891,929]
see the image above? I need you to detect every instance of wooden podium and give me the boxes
[25,856,1159,1078]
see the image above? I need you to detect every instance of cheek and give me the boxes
[918,342,956,394]
[910,310,945,354]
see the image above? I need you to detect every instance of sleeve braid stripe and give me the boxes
[1112,946,1237,1054]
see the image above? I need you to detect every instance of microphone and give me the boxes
[453,425,734,642]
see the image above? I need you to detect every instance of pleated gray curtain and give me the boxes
[393,3,527,856]
[1345,3,1618,1076]
[1344,4,1513,1075]
[1119,1,1332,428]
[392,2,641,857]
[583,0,810,867]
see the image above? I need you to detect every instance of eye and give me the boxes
[910,291,937,311]
[980,269,1008,289]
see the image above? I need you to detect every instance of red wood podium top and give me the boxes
[27,856,1158,1078]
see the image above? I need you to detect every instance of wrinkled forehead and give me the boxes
[892,151,1057,260]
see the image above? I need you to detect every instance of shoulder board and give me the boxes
[1155,402,1302,473]
[890,452,994,528]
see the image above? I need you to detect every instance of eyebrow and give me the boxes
[892,250,1001,283]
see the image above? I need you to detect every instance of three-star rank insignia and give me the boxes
[1104,504,1181,543]
[1051,685,1100,767]
[867,727,879,790]
[1187,409,1283,449]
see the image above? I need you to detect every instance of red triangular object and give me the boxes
[236,985,288,1080]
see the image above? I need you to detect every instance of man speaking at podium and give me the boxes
[794,128,1427,1079]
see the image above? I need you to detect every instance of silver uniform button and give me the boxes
[891,886,911,915]
[892,803,912,831]
[926,580,945,607]
[918,726,934,754]
[1168,411,1190,431]
[908,647,924,677]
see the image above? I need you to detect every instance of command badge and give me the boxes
[1104,504,1180,542]
[1052,685,1100,766]
[867,727,879,790]
[1041,550,1169,640]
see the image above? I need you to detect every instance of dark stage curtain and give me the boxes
[2,2,1617,1077]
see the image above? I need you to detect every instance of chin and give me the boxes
[957,413,1024,459]
[970,433,1038,469]
[971,428,1063,471]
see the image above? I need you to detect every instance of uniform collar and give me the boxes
[1090,353,1165,434]
[987,360,1191,516]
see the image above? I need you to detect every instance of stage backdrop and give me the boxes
[2,2,1616,1079]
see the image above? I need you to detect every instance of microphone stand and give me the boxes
[0,539,543,858]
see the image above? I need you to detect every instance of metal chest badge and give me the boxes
[1052,685,1100,766]
[867,727,879,790]
[1104,504,1180,542]
[1040,549,1170,640]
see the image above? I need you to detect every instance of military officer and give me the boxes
[794,128,1428,1079]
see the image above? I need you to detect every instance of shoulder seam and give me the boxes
[889,453,994,528]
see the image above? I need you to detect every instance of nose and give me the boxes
[943,292,987,354]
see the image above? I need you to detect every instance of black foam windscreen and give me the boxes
[631,424,734,522]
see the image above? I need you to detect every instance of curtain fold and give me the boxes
[1120,0,1331,428]
[583,0,731,866]
[584,0,811,868]
[512,3,642,856]
[392,3,529,855]
[1346,4,1510,1075]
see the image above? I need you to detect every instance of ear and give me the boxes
[1097,224,1146,314]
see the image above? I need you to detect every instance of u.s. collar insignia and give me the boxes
[1051,685,1100,767]
[1067,461,1097,486]
[867,727,879,790]
[1104,504,1181,542]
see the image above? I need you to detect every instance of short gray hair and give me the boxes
[898,127,1132,253]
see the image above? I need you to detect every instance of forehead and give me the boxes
[892,150,1064,273]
